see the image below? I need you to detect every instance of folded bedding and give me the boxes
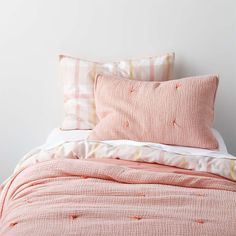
[1,139,236,236]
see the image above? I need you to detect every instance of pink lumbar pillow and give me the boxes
[89,74,219,149]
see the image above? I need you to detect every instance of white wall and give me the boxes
[0,0,235,181]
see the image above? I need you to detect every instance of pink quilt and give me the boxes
[0,141,236,236]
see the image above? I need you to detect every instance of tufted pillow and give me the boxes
[89,74,219,149]
[60,53,175,130]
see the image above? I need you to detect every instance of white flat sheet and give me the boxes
[43,128,229,157]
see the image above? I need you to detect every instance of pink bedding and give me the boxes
[1,142,236,235]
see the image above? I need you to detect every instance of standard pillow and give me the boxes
[60,53,175,130]
[89,74,219,149]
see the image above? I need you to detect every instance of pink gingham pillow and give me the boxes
[89,74,219,149]
[60,53,175,130]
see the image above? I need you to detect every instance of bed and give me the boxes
[1,54,236,235]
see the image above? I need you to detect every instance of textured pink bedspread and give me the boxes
[1,158,236,236]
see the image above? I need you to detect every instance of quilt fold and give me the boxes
[1,140,236,236]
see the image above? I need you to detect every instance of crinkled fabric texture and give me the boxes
[90,74,219,149]
[1,159,236,236]
[1,141,236,235]
[60,53,175,130]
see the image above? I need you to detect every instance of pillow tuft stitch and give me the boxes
[89,74,219,149]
